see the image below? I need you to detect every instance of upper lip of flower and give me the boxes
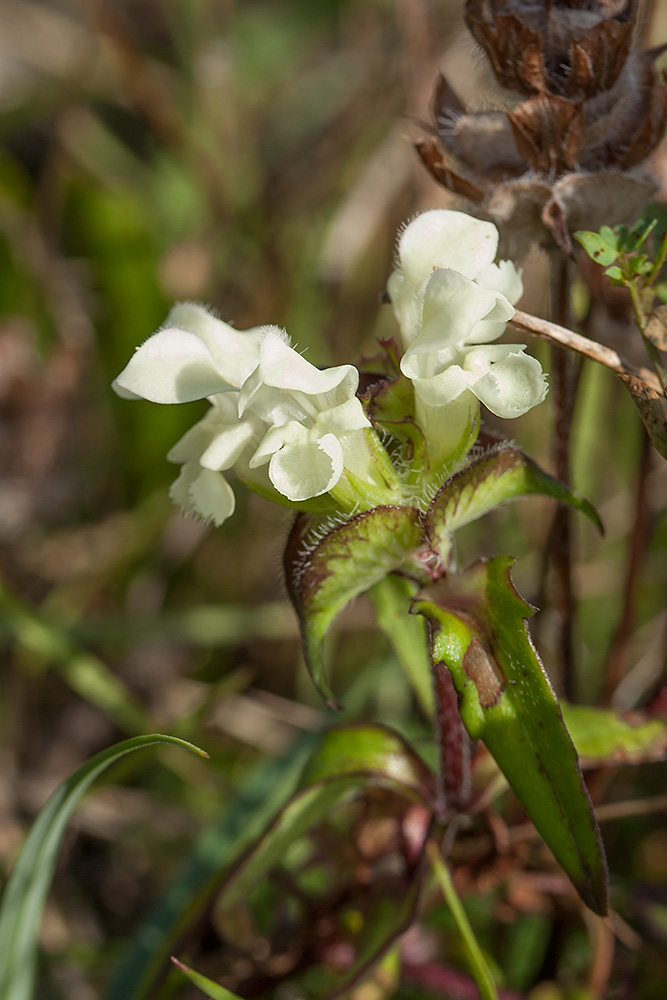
[111,302,272,404]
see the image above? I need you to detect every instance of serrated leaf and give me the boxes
[562,704,667,767]
[369,574,434,717]
[424,446,602,564]
[0,734,207,1000]
[574,230,619,266]
[412,557,608,915]
[171,958,243,1000]
[217,724,431,914]
[284,507,423,706]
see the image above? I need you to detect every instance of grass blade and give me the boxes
[0,734,207,1000]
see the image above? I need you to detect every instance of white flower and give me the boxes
[112,302,270,402]
[240,331,375,502]
[388,209,524,347]
[113,305,382,524]
[386,211,547,465]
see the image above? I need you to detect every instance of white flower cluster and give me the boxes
[113,210,547,526]
[388,210,548,465]
[113,304,377,524]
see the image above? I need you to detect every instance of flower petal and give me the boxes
[239,331,360,425]
[396,209,499,285]
[476,260,524,306]
[199,418,259,471]
[112,328,231,403]
[409,366,479,407]
[169,461,236,526]
[268,430,343,501]
[417,269,511,354]
[470,347,548,417]
[167,303,267,388]
[311,397,370,437]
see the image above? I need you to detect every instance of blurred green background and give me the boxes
[1,1,666,998]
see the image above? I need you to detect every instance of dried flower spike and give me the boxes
[417,0,667,255]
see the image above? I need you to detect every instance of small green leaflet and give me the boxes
[574,230,619,266]
[413,557,608,915]
[0,734,207,1000]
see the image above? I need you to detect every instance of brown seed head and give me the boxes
[417,0,667,255]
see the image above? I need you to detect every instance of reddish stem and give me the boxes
[432,660,470,816]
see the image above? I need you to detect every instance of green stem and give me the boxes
[426,841,499,1000]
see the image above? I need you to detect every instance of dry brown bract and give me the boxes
[417,0,667,255]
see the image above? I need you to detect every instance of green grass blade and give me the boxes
[426,841,499,1000]
[171,958,243,999]
[0,734,207,1000]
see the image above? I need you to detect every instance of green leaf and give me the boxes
[598,225,620,249]
[0,734,207,1000]
[171,958,243,1000]
[369,574,434,717]
[413,558,608,915]
[604,264,625,284]
[424,446,602,564]
[574,230,619,266]
[627,253,652,277]
[298,723,434,798]
[562,704,667,768]
[284,507,423,706]
[623,216,658,253]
